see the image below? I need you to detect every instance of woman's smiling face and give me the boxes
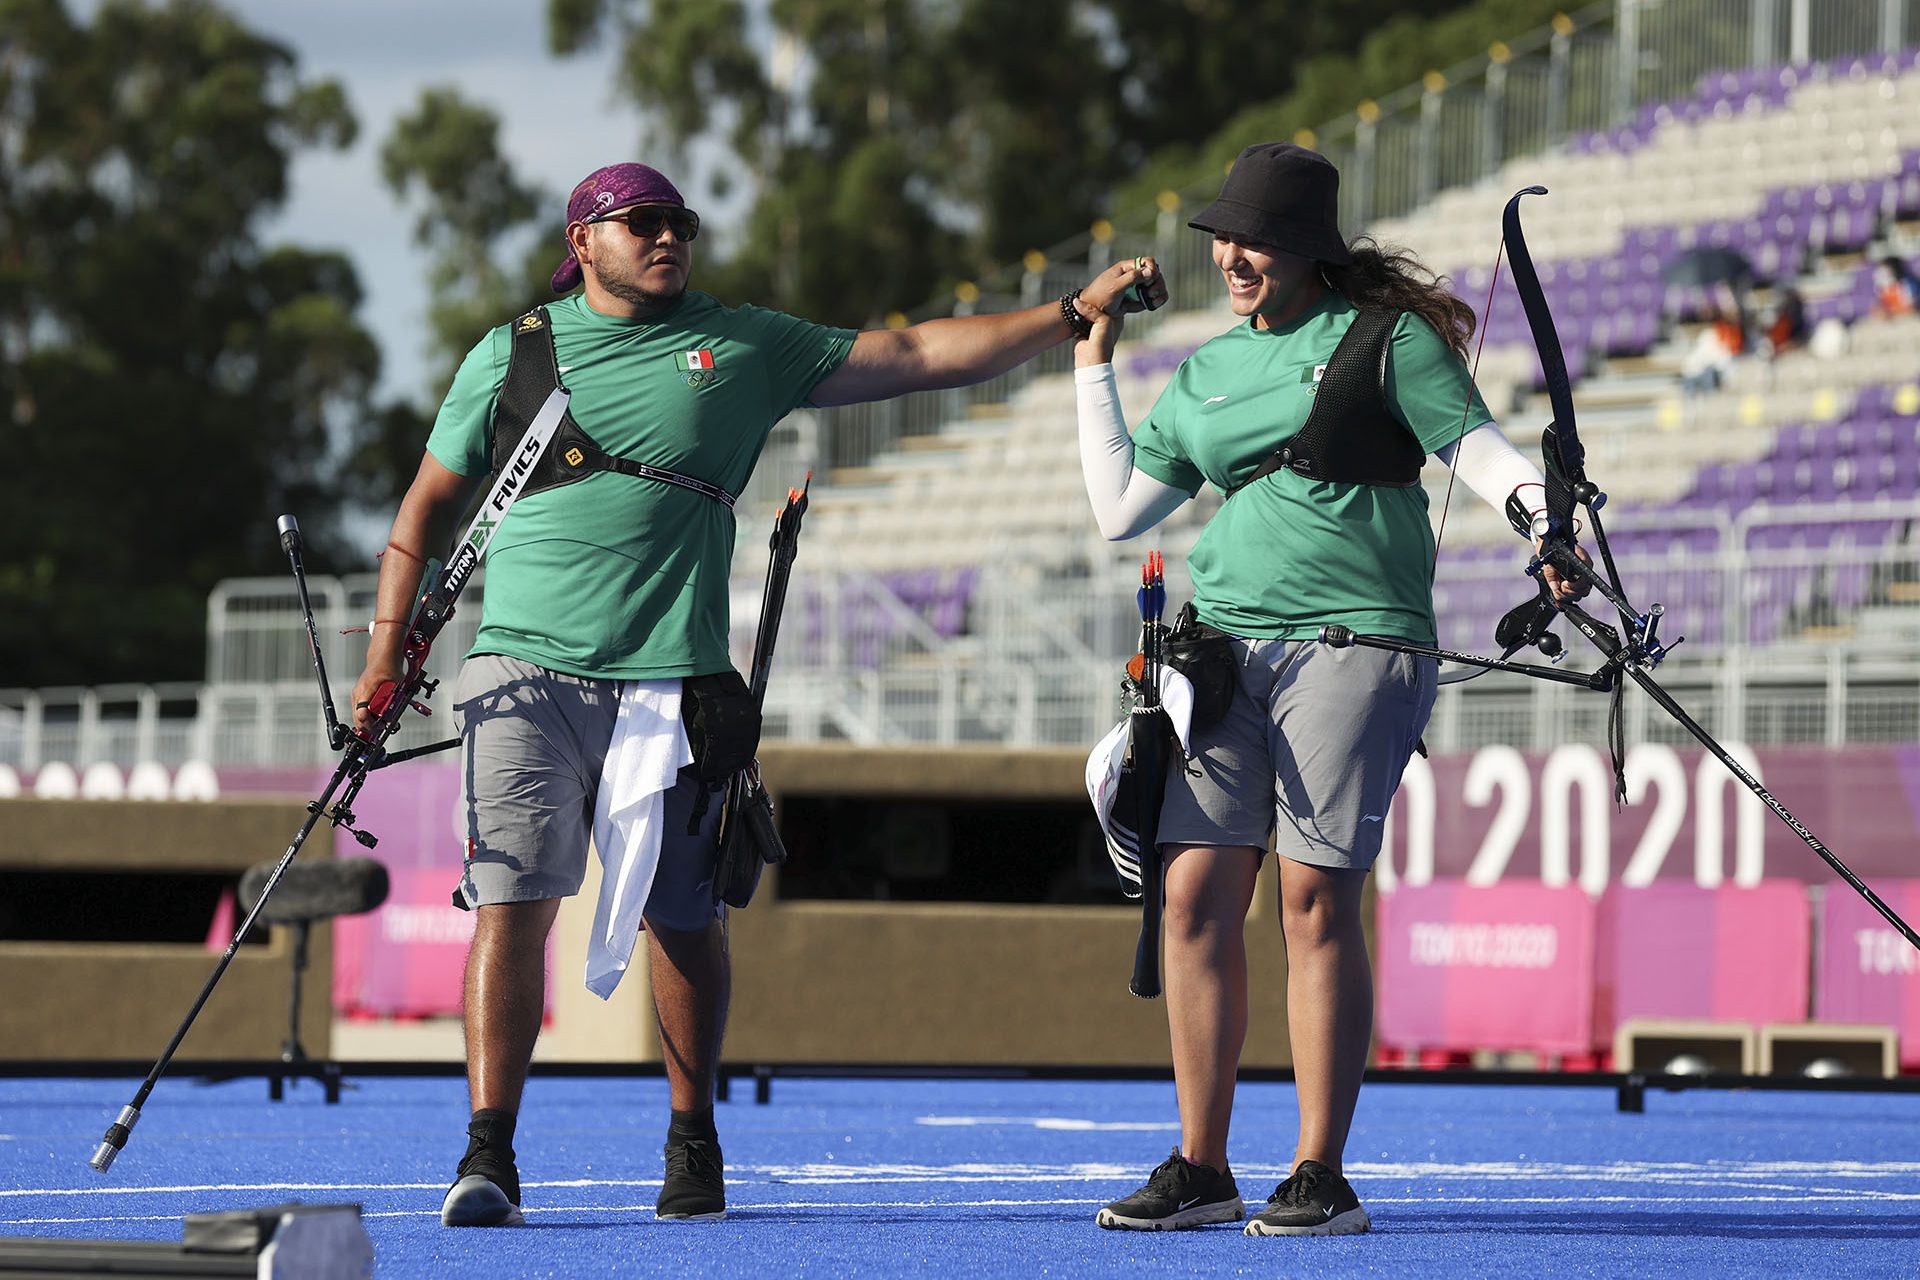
[1211,235,1324,329]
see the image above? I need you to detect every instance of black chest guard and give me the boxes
[489,307,736,507]
[1224,306,1426,499]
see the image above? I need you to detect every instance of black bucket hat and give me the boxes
[1188,142,1352,266]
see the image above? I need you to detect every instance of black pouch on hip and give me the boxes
[681,670,762,783]
[712,774,791,909]
[1163,602,1240,733]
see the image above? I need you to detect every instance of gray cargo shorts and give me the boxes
[1157,637,1437,871]
[449,653,723,932]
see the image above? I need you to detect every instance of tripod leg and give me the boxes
[283,919,312,1066]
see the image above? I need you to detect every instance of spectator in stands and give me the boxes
[1872,255,1919,317]
[349,161,1159,1230]
[1073,142,1587,1240]
[1680,288,1746,394]
[1761,285,1808,358]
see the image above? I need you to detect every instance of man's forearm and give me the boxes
[813,261,1160,407]
[367,497,462,666]
[904,302,1076,388]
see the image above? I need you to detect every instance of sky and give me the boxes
[206,0,658,407]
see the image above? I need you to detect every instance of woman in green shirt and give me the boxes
[1077,143,1583,1237]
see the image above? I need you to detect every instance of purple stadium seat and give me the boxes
[1853,385,1895,419]
[1831,559,1872,609]
[933,567,978,637]
[1773,422,1814,460]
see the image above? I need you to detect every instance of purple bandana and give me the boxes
[550,162,687,293]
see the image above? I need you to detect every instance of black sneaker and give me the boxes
[657,1135,726,1221]
[441,1148,524,1227]
[1095,1148,1244,1230]
[1243,1159,1370,1236]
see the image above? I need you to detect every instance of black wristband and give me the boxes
[1059,289,1094,339]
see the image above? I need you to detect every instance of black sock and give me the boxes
[459,1109,520,1202]
[464,1108,518,1161]
[668,1107,717,1144]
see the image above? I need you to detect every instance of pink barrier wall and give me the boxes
[1593,881,1811,1040]
[1377,881,1596,1055]
[193,742,1920,1032]
[324,761,480,1018]
[331,867,476,1017]
[215,760,471,1018]
[1378,744,1920,891]
[1814,881,1920,1067]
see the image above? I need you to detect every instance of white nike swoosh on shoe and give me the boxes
[1177,1196,1202,1210]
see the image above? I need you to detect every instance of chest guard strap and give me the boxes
[489,308,736,508]
[1224,307,1425,499]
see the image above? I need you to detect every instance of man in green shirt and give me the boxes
[350,161,1160,1228]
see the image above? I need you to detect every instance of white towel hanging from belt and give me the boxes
[585,679,691,998]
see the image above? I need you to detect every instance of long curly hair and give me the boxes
[1324,236,1477,362]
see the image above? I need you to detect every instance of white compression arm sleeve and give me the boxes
[1076,364,1188,541]
[1433,423,1549,530]
[1077,362,1549,538]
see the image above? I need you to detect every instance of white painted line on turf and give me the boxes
[1364,1191,1920,1204]
[1346,1158,1920,1177]
[12,1159,1920,1206]
[916,1116,1180,1131]
[18,1188,1920,1230]
[0,1181,450,1198]
[4,1199,1110,1227]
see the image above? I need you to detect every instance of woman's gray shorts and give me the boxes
[1157,638,1437,871]
[450,654,723,932]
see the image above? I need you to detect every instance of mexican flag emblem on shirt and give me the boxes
[676,349,716,371]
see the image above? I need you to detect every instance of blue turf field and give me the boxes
[3,1074,1917,1277]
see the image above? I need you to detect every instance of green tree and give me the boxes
[1115,0,1581,213]
[543,0,1587,324]
[0,0,407,685]
[548,0,1118,326]
[378,87,557,399]
[542,1,1510,325]
[1095,0,1461,161]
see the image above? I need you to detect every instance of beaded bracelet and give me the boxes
[1059,289,1094,340]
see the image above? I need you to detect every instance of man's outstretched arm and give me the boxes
[811,259,1164,407]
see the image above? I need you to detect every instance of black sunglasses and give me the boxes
[586,204,700,242]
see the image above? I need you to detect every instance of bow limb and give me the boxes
[1501,185,1586,544]
[1502,187,1643,630]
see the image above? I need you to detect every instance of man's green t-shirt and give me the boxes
[1131,292,1491,645]
[427,291,855,679]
